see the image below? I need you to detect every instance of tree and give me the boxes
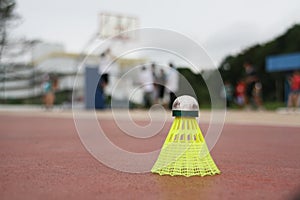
[0,0,19,63]
[219,24,300,102]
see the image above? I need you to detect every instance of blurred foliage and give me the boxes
[263,101,286,110]
[0,0,37,63]
[177,68,211,108]
[219,24,300,102]
[0,0,18,61]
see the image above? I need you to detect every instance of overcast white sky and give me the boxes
[15,0,300,66]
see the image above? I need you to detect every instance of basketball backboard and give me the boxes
[99,12,139,41]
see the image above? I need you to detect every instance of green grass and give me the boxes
[263,101,286,110]
[0,90,72,105]
[0,92,287,111]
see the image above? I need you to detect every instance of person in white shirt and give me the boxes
[139,65,154,108]
[166,62,179,109]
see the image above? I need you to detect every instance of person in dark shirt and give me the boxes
[243,62,263,110]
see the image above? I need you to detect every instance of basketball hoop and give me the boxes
[99,12,139,41]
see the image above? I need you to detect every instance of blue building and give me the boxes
[266,52,300,102]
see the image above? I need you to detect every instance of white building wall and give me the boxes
[32,43,65,61]
[36,57,78,74]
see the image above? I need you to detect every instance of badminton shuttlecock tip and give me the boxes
[172,95,199,117]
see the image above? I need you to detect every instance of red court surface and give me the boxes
[0,111,300,200]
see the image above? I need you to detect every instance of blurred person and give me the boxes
[98,49,111,89]
[157,68,167,104]
[243,62,263,110]
[139,66,154,108]
[253,81,263,109]
[151,62,159,103]
[166,62,179,109]
[221,81,234,108]
[42,74,58,110]
[235,79,246,108]
[287,71,300,111]
[96,48,114,109]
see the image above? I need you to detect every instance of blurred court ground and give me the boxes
[0,107,300,200]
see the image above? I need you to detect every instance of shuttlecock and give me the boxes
[151,95,220,177]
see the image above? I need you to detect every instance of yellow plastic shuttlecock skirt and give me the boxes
[151,117,220,177]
